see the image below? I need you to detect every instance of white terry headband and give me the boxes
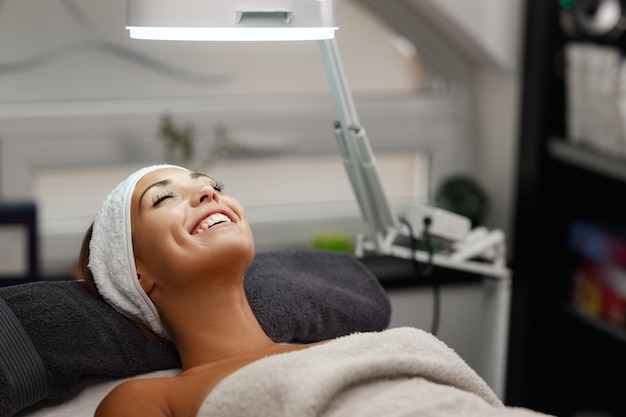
[88,164,189,338]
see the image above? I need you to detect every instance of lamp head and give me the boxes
[126,0,338,41]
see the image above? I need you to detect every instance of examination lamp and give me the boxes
[126,0,511,397]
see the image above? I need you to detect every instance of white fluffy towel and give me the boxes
[88,164,188,338]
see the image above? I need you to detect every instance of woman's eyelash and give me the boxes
[152,191,174,206]
[213,181,224,192]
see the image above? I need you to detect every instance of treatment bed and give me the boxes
[1,251,549,417]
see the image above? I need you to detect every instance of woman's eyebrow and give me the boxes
[138,179,171,207]
[190,172,214,181]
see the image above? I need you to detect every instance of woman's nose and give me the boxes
[191,185,219,206]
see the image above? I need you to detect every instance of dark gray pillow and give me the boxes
[0,250,390,417]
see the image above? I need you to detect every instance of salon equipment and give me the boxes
[124,0,510,398]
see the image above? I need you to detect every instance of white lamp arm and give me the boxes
[318,39,399,252]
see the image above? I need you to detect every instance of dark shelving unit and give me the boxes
[508,1,626,416]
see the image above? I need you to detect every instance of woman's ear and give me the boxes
[135,261,155,294]
[137,274,155,294]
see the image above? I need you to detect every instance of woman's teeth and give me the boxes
[195,213,231,234]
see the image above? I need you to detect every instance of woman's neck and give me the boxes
[159,281,276,370]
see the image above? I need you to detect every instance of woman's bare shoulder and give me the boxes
[95,377,176,417]
[94,368,230,417]
[95,343,324,417]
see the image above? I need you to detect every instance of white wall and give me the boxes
[412,0,524,73]
[408,0,525,249]
[476,70,521,252]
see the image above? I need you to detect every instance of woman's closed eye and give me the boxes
[151,179,223,207]
[152,190,175,207]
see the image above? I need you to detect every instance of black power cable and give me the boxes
[399,216,440,336]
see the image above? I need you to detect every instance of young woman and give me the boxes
[80,165,551,417]
[78,165,325,417]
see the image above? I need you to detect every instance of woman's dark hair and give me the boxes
[76,223,99,297]
[76,222,171,346]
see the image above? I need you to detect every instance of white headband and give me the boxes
[88,164,188,337]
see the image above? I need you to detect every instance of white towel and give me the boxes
[198,327,552,417]
[88,164,188,338]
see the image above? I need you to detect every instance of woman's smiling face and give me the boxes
[130,167,255,289]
